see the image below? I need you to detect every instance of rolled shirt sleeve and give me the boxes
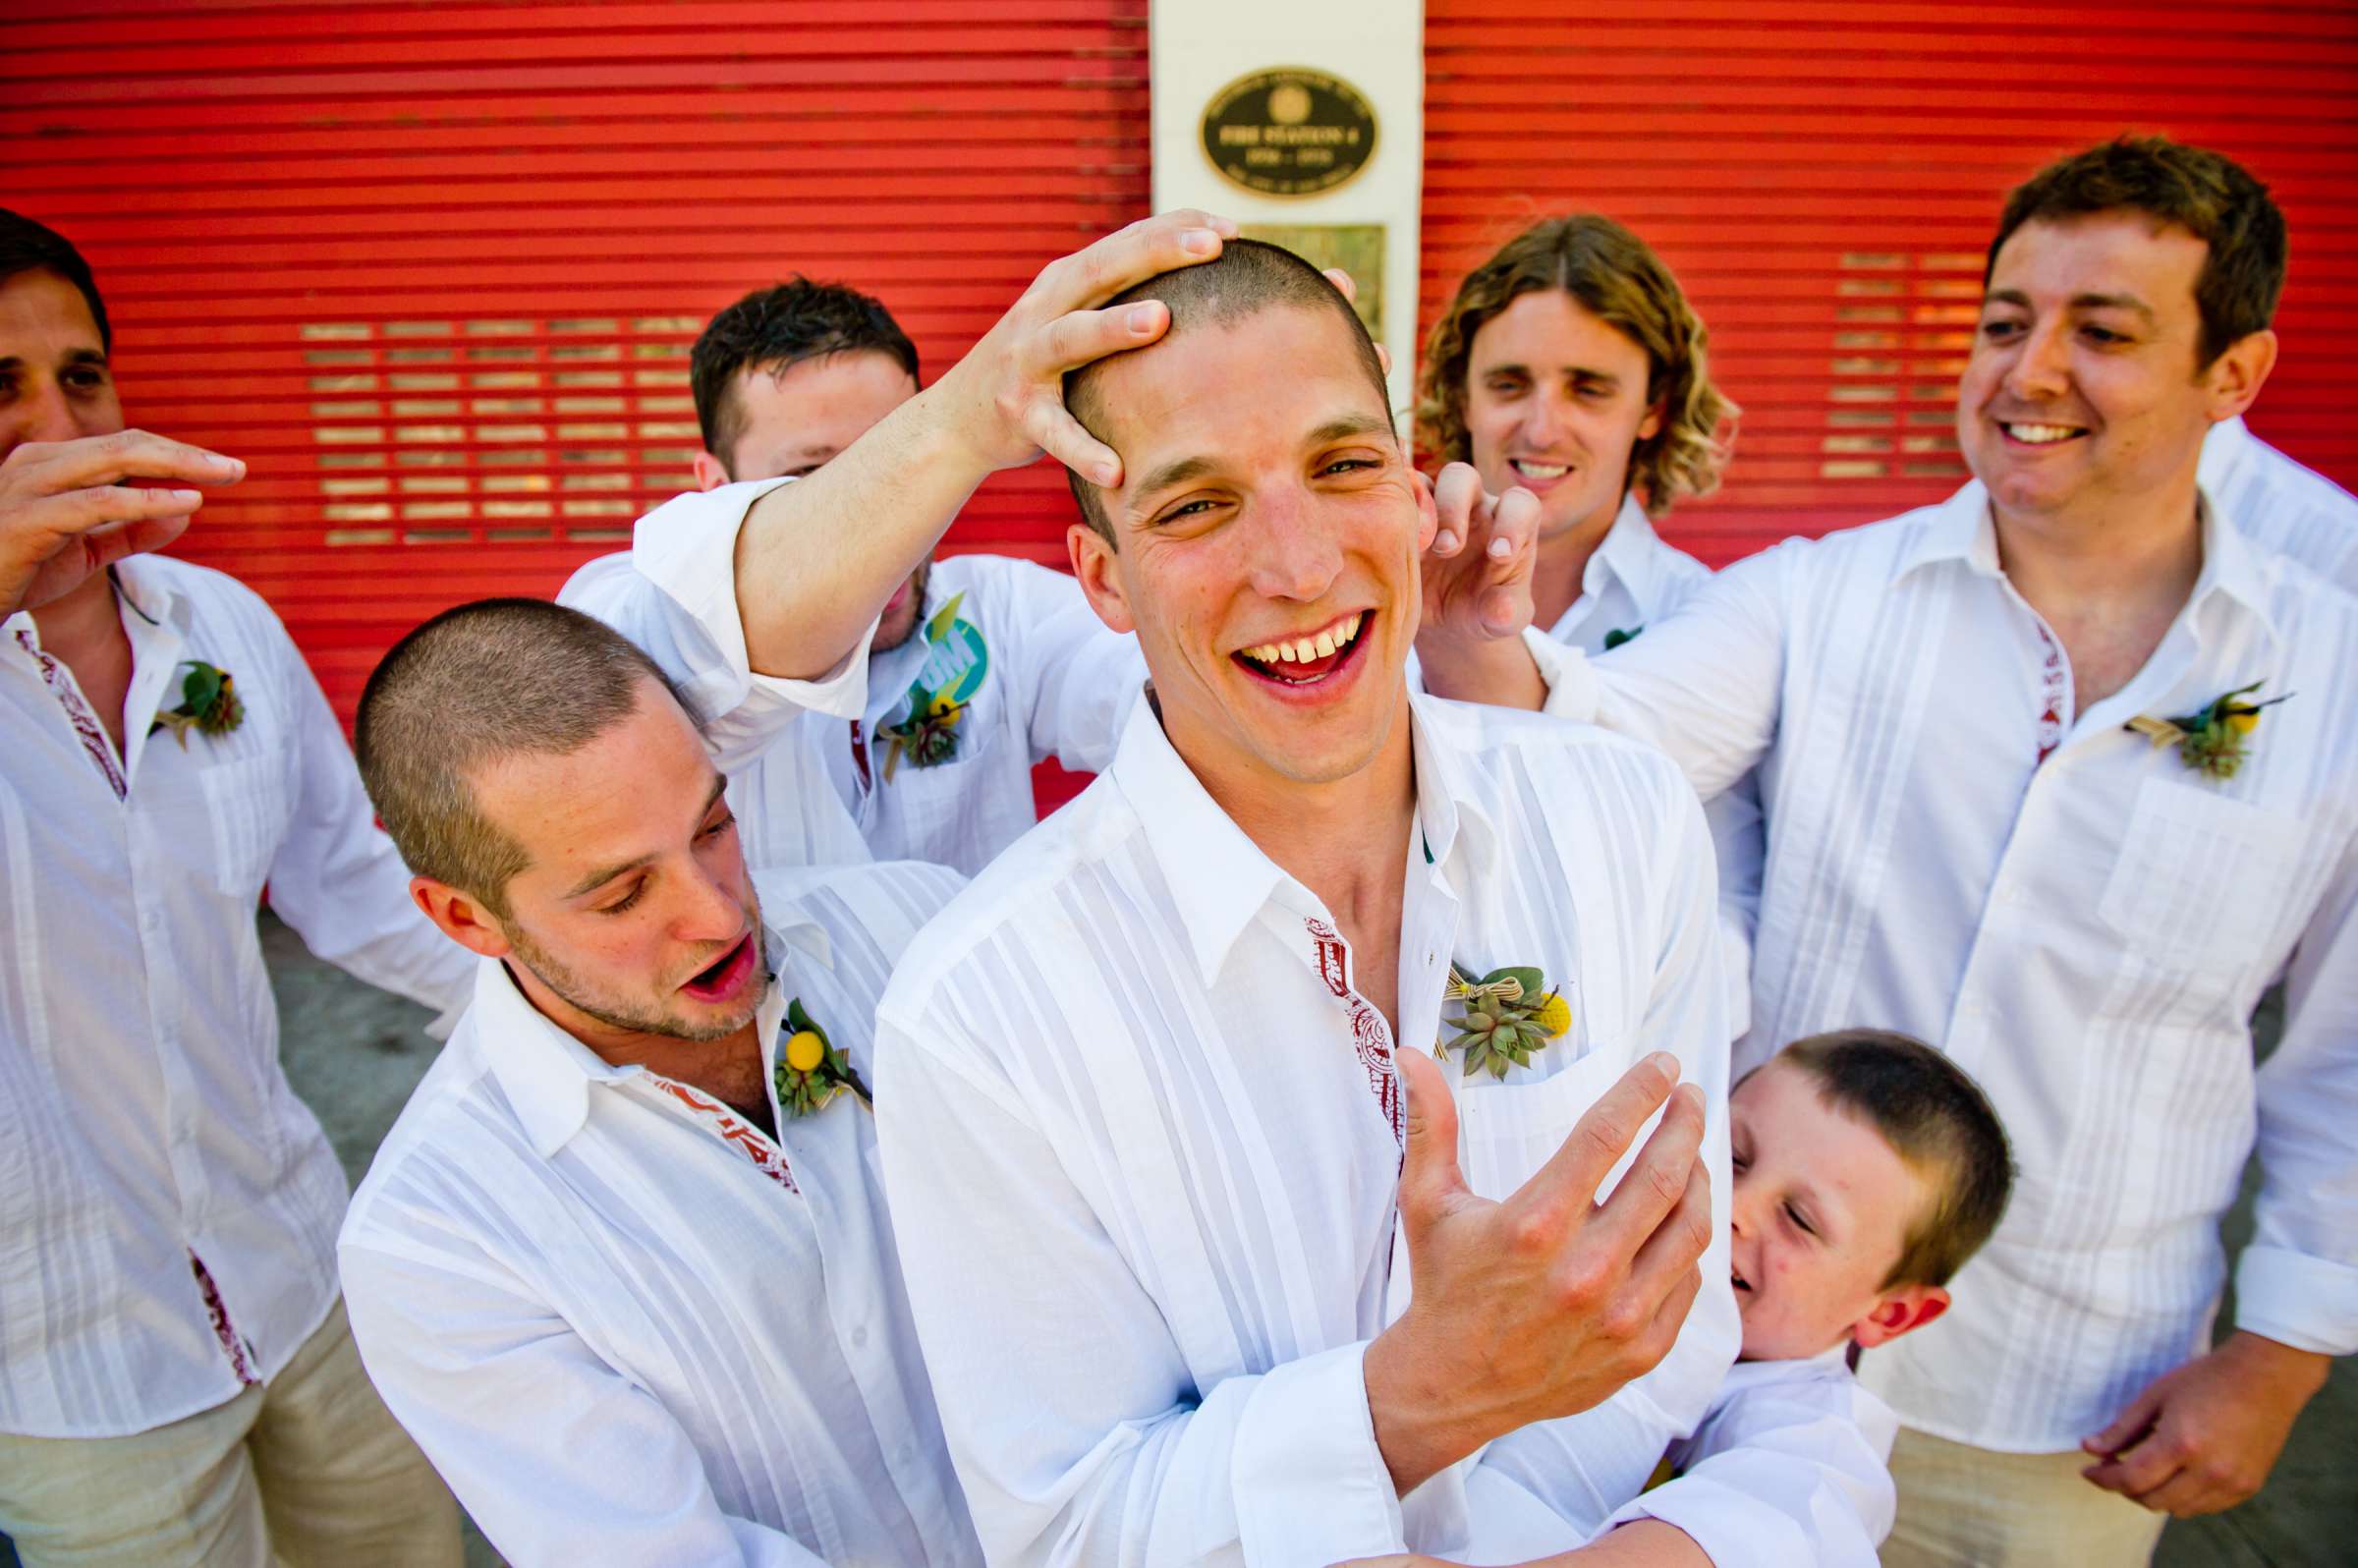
[558,479,874,772]
[2235,821,2358,1355]
[1600,1359,1897,1568]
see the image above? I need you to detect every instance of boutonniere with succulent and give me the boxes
[876,688,967,779]
[1601,625,1644,651]
[2124,680,2291,780]
[149,659,244,748]
[774,998,871,1118]
[1437,962,1573,1080]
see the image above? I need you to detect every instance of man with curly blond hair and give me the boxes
[1416,213,1734,654]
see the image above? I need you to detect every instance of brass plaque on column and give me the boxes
[1201,68,1379,198]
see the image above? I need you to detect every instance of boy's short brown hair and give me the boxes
[1774,1029,2014,1290]
[1989,136,2286,370]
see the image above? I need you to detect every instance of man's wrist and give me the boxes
[1416,630,1545,711]
[1363,1319,1509,1497]
[2220,1330,2333,1398]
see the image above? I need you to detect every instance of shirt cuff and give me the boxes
[630,478,875,721]
[1229,1339,1405,1567]
[2233,1244,2358,1356]
[1523,625,1600,723]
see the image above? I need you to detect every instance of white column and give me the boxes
[1150,2,1426,426]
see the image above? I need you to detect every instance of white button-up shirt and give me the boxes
[339,861,982,1568]
[562,483,1147,876]
[1535,482,2358,1450]
[876,691,1879,1566]
[0,556,474,1439]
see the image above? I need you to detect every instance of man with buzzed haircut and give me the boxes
[870,238,1894,1567]
[336,596,981,1567]
[562,275,1145,876]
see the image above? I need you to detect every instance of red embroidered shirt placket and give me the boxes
[646,1078,800,1194]
[2033,622,2069,765]
[19,628,264,1383]
[1304,918,1406,1155]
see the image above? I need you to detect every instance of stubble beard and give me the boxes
[503,918,767,1044]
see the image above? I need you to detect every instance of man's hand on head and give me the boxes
[0,429,243,619]
[1363,1046,1712,1496]
[1413,462,1547,710]
[2080,1330,2330,1516]
[925,209,1239,486]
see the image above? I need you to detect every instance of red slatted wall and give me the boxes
[1421,0,2358,565]
[0,0,1151,717]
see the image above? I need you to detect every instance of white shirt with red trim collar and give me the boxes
[0,555,473,1439]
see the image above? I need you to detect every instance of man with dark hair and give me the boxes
[562,273,1148,876]
[1969,136,2357,590]
[1432,134,2358,1564]
[868,236,1900,1566]
[335,596,982,1566]
[0,209,468,1564]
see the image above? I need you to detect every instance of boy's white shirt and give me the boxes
[559,480,1148,877]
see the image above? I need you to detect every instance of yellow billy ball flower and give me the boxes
[1535,992,1572,1039]
[784,1030,826,1075]
[2226,709,2260,736]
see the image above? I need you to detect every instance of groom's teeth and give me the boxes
[1314,630,1337,658]
[1242,614,1365,669]
[1342,612,1362,643]
[2005,422,2079,444]
[1516,460,1568,478]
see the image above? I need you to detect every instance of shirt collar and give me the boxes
[4,557,188,644]
[1109,687,1502,988]
[1892,478,2274,641]
[2197,415,2250,492]
[1544,493,1670,638]
[476,919,816,1159]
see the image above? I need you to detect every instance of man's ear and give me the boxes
[692,450,731,493]
[1851,1284,1949,1350]
[1637,398,1665,443]
[1067,520,1136,634]
[2204,328,2277,424]
[1411,465,1440,554]
[412,875,514,961]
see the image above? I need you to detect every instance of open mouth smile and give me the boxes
[678,931,757,1004]
[1232,610,1372,687]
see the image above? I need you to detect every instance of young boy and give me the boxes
[1598,1028,2015,1565]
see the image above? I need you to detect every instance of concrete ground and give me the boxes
[7,921,2346,1565]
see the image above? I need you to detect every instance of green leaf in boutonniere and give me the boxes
[774,997,870,1118]
[149,660,244,749]
[2123,680,2291,781]
[1601,625,1644,651]
[875,684,967,780]
[1437,962,1574,1080]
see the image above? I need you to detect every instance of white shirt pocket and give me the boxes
[1454,1044,1639,1206]
[2098,776,2304,973]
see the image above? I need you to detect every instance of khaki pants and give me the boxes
[1881,1425,2169,1567]
[0,1299,458,1568]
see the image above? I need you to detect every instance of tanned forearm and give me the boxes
[731,382,995,680]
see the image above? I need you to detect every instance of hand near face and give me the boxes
[2079,1330,2329,1516]
[926,209,1238,486]
[0,428,243,618]
[1363,1046,1711,1496]
[1409,461,1546,709]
